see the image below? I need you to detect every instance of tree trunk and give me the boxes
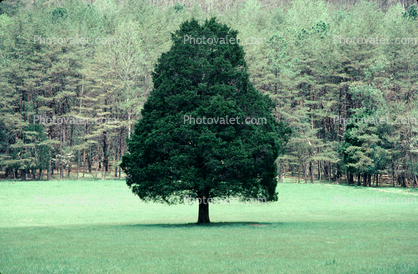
[334,164,338,183]
[401,172,407,187]
[101,161,106,180]
[102,131,108,172]
[119,134,123,179]
[197,196,210,224]
[114,137,118,177]
[346,171,349,185]
[310,161,314,184]
[47,159,51,181]
[357,173,361,186]
[391,160,395,187]
[327,164,330,184]
[318,161,321,181]
[95,160,99,178]
[83,150,86,178]
[39,169,43,180]
[77,150,80,180]
[324,163,329,179]
[327,165,332,184]
[87,153,92,173]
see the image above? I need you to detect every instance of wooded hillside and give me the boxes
[0,0,417,187]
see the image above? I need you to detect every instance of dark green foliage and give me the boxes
[340,110,391,181]
[0,122,8,155]
[51,7,68,23]
[310,21,330,36]
[121,18,291,209]
[174,3,186,12]
[402,4,418,20]
[26,123,51,171]
[340,112,368,175]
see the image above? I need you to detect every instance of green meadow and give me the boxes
[1,179,418,273]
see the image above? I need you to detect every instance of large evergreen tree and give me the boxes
[121,18,291,223]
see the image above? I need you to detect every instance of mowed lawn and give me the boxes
[1,179,418,273]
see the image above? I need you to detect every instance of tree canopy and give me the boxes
[121,18,291,223]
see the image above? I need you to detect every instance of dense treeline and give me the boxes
[0,0,417,186]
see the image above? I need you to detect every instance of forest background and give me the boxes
[1,0,418,187]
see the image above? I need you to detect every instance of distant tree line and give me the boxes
[0,0,417,187]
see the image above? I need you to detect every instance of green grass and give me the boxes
[1,179,418,273]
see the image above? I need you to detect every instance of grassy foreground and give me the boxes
[1,179,418,273]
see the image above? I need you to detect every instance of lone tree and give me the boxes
[121,18,291,224]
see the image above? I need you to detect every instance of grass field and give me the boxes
[1,179,418,273]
